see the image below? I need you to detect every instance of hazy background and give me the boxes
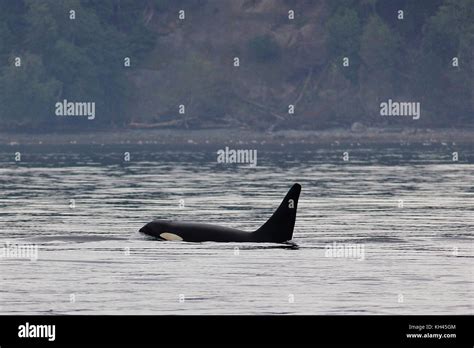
[0,0,472,132]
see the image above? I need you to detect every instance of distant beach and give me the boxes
[0,127,473,147]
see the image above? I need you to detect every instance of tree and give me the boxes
[358,15,401,120]
[248,35,281,63]
[326,7,362,82]
[0,54,61,128]
[418,0,474,124]
[0,0,157,129]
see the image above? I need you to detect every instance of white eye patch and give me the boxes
[159,232,183,241]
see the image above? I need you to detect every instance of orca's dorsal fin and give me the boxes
[253,183,301,242]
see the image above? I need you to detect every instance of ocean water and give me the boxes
[0,144,472,315]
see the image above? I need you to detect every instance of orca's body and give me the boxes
[139,183,301,243]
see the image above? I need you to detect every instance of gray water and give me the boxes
[0,144,473,315]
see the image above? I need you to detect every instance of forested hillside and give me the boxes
[0,0,472,131]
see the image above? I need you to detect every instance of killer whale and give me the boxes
[139,183,301,243]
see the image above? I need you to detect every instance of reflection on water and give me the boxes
[0,144,472,314]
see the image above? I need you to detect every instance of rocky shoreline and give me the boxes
[0,127,473,147]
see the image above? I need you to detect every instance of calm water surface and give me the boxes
[0,144,473,314]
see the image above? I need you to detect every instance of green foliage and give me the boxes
[0,54,61,127]
[394,0,443,40]
[327,0,361,15]
[417,0,474,123]
[326,7,362,82]
[422,0,474,61]
[247,35,281,63]
[0,0,471,130]
[159,54,229,121]
[0,0,157,129]
[152,0,177,11]
[327,8,362,58]
[360,15,400,71]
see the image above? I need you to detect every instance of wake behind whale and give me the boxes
[139,184,301,243]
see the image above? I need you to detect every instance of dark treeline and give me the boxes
[0,0,472,131]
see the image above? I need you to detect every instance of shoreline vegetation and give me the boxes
[1,127,473,146]
[1,1,472,132]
